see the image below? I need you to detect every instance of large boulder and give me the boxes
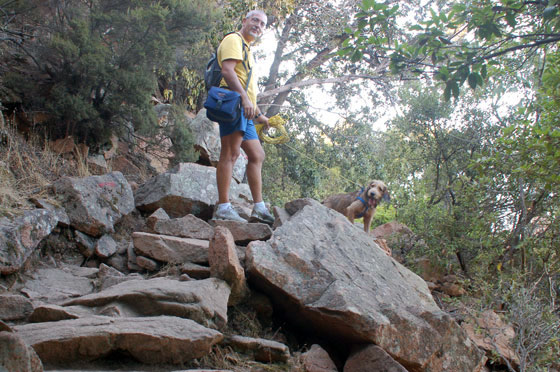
[0,209,58,275]
[190,109,247,183]
[14,316,223,365]
[63,277,230,330]
[52,172,134,237]
[134,163,251,218]
[246,199,485,372]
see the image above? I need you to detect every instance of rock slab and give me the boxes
[15,316,223,365]
[246,200,485,371]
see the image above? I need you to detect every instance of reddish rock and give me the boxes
[209,226,248,306]
[344,344,407,372]
[301,344,338,372]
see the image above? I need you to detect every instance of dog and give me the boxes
[322,180,390,233]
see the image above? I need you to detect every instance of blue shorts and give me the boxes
[218,108,259,141]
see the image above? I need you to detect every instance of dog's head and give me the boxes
[365,180,390,207]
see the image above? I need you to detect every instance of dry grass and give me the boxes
[0,118,85,217]
[198,345,304,372]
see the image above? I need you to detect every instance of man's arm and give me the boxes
[221,59,255,119]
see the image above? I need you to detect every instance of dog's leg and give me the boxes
[345,200,363,226]
[363,213,373,233]
[345,208,356,224]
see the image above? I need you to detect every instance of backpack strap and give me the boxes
[231,32,253,92]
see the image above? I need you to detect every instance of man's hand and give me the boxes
[255,113,269,129]
[241,96,255,119]
[221,59,255,119]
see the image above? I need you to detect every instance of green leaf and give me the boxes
[351,50,363,63]
[337,48,352,56]
[451,81,460,98]
[481,64,488,79]
[490,23,502,38]
[468,72,480,89]
[444,84,452,101]
[409,25,424,31]
[505,12,517,27]
[503,126,516,136]
[362,0,377,11]
[374,2,388,11]
[430,8,438,21]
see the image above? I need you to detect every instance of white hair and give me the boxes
[245,9,267,21]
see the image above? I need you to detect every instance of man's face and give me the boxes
[242,13,267,40]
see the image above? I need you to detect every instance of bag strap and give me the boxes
[231,32,253,92]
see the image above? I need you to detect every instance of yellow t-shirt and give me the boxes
[217,33,257,106]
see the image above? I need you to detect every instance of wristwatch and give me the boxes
[254,113,261,119]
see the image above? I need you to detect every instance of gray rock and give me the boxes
[21,266,95,304]
[136,255,161,271]
[132,232,209,264]
[222,335,290,363]
[28,304,91,323]
[96,263,132,291]
[344,344,407,372]
[29,198,70,227]
[53,172,134,237]
[181,262,211,279]
[146,208,170,230]
[134,163,251,218]
[0,331,43,372]
[63,277,230,330]
[74,230,96,257]
[284,198,322,215]
[209,220,272,244]
[209,226,248,306]
[127,242,142,271]
[271,206,291,229]
[246,202,485,371]
[87,154,108,174]
[0,209,58,275]
[148,213,215,240]
[94,234,118,258]
[301,344,338,372]
[15,316,223,365]
[0,294,33,321]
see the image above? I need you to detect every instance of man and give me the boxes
[213,10,274,224]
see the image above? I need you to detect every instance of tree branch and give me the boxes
[258,70,388,100]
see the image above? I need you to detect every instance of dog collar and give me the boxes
[356,187,370,218]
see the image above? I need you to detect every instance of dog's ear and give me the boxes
[382,188,391,203]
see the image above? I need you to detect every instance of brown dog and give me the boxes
[322,180,390,233]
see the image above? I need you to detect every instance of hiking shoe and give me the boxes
[249,207,275,225]
[214,205,247,223]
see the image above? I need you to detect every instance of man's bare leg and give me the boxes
[241,139,265,203]
[216,131,243,204]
